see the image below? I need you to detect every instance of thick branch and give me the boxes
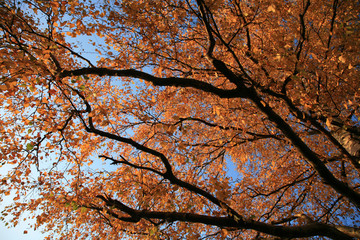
[96,195,356,239]
[249,91,360,208]
[259,86,360,170]
[59,68,244,98]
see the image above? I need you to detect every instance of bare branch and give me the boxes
[59,68,246,98]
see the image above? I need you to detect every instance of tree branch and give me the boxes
[59,68,245,98]
[250,93,360,209]
[96,195,357,239]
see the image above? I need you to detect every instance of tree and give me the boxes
[0,0,359,239]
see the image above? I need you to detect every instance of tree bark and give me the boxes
[332,124,360,158]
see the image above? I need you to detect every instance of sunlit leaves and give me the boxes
[0,0,359,239]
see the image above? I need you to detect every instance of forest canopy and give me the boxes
[0,0,360,239]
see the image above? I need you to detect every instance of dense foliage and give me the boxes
[1,0,360,239]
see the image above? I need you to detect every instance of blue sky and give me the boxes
[0,222,46,240]
[0,160,47,239]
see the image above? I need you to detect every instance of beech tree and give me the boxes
[1,0,360,239]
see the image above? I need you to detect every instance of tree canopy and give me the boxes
[1,0,360,239]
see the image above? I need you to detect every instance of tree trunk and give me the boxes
[330,120,360,158]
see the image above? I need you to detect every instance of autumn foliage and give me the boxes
[1,0,360,239]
